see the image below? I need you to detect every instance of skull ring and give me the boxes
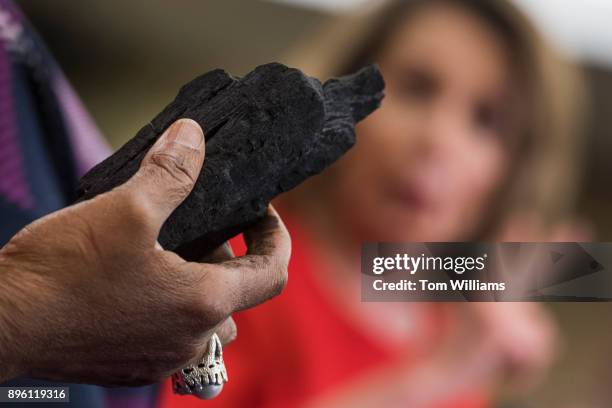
[172,333,228,399]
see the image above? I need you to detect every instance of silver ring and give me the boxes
[172,333,228,399]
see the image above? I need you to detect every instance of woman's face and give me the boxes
[331,3,515,241]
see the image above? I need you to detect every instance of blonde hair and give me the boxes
[281,0,586,237]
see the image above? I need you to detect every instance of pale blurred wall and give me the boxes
[18,0,326,148]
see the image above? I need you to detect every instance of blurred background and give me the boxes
[16,0,612,406]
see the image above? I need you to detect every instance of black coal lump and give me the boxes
[77,63,385,255]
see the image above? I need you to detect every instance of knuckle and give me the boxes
[198,298,231,325]
[182,288,231,329]
[179,269,229,323]
[155,332,202,369]
[149,152,196,188]
[269,258,289,296]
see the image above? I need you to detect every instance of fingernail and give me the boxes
[162,118,203,149]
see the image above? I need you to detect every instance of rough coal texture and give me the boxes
[77,63,384,254]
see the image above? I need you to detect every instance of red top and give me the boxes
[159,219,489,408]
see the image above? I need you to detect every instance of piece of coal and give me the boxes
[77,63,384,255]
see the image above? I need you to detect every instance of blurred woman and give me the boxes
[160,0,586,406]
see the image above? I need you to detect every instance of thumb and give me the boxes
[125,118,205,229]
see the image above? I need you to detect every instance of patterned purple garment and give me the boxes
[0,2,33,209]
[53,69,110,175]
[0,0,110,182]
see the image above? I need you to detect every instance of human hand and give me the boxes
[0,118,291,386]
[465,211,593,391]
[467,302,558,391]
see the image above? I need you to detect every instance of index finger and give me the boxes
[186,205,291,314]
